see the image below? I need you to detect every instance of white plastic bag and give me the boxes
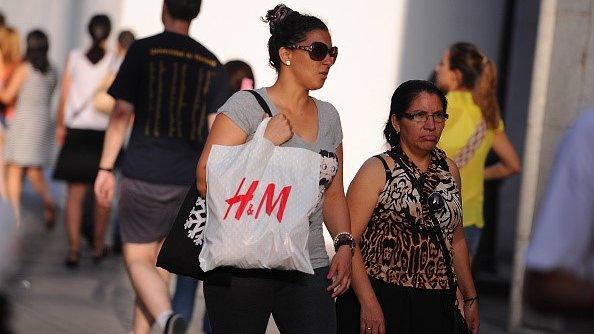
[199,118,321,274]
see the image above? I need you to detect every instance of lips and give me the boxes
[319,71,329,78]
[421,135,438,142]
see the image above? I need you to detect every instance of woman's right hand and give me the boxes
[360,298,385,334]
[264,114,293,145]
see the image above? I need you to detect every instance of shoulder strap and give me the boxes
[374,154,392,181]
[246,90,273,117]
[452,118,487,168]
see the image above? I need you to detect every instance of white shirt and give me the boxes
[525,109,594,284]
[64,49,116,130]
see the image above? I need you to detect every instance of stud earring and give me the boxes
[285,60,291,66]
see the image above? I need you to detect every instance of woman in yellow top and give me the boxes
[435,42,521,258]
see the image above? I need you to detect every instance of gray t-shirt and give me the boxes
[218,87,343,269]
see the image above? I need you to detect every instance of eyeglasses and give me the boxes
[289,42,338,62]
[402,111,449,124]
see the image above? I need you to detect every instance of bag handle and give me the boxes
[246,90,274,142]
[246,90,273,117]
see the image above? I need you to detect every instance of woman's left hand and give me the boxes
[327,246,352,298]
[464,300,480,334]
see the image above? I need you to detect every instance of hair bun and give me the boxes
[263,4,296,34]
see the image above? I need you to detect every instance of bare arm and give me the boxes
[55,64,72,145]
[484,131,521,180]
[99,100,134,170]
[347,157,387,333]
[0,64,27,104]
[94,100,134,207]
[447,158,480,333]
[322,145,350,238]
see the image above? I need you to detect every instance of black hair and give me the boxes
[262,4,328,72]
[224,60,255,93]
[25,30,50,74]
[117,30,135,50]
[165,0,201,21]
[384,80,447,148]
[86,14,111,64]
[0,12,5,27]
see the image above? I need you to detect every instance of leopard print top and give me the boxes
[360,146,462,290]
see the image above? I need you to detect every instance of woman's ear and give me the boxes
[452,69,463,89]
[279,47,292,66]
[391,115,400,133]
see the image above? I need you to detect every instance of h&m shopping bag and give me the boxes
[199,116,321,274]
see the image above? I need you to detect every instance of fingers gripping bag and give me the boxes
[199,102,321,274]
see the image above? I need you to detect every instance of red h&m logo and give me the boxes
[223,178,292,223]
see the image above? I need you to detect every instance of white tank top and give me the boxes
[64,49,116,130]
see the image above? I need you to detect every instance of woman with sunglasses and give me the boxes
[336,80,479,334]
[196,4,351,333]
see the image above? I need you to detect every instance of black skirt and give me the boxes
[53,128,105,183]
[336,277,456,334]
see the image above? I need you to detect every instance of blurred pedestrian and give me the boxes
[0,25,21,201]
[53,14,115,267]
[336,80,479,334]
[525,109,594,332]
[0,26,21,123]
[224,59,254,92]
[90,29,136,255]
[435,42,521,258]
[94,1,229,333]
[1,30,57,227]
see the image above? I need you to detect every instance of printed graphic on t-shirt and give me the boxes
[143,48,217,141]
[312,150,338,213]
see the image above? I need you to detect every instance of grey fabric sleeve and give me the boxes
[218,90,267,136]
[323,101,343,149]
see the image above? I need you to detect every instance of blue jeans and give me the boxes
[463,226,482,258]
[172,275,211,333]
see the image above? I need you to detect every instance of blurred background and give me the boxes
[0,0,593,333]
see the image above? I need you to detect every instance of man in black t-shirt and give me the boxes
[94,1,229,333]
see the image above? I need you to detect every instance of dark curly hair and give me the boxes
[262,4,328,72]
[384,80,447,148]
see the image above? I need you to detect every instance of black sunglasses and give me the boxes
[289,42,338,62]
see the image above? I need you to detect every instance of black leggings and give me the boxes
[204,266,336,334]
[336,277,456,334]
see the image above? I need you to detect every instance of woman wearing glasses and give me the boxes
[337,80,479,334]
[196,4,352,333]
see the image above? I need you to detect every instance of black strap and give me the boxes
[374,154,392,182]
[387,149,457,292]
[246,90,273,117]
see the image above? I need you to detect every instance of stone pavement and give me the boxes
[1,179,512,334]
